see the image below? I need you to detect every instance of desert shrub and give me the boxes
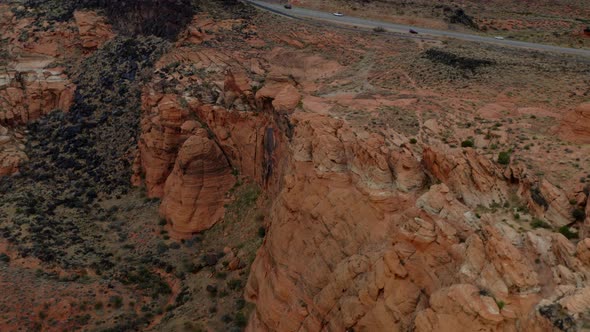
[558,226,578,240]
[118,266,171,298]
[94,301,103,310]
[235,311,248,327]
[497,151,511,165]
[109,296,124,309]
[461,139,474,148]
[227,279,242,291]
[0,253,9,263]
[258,226,266,238]
[531,218,551,229]
[572,208,586,221]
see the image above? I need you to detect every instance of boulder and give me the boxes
[159,129,235,236]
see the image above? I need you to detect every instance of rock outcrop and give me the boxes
[137,94,192,197]
[423,146,509,207]
[0,125,26,177]
[73,10,114,49]
[245,113,590,331]
[559,103,590,144]
[127,16,590,330]
[0,66,75,125]
[159,129,235,236]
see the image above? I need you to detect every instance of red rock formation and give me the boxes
[73,10,114,49]
[244,113,590,331]
[128,15,590,331]
[137,93,192,197]
[559,103,590,144]
[159,129,235,236]
[0,123,27,176]
[0,68,75,125]
[256,81,301,113]
[423,146,509,207]
[527,179,573,228]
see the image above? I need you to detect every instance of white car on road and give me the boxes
[332,12,344,16]
[494,36,505,40]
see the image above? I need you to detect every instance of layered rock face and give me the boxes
[0,65,75,125]
[136,94,193,197]
[127,13,590,331]
[245,114,590,332]
[159,129,236,235]
[137,67,286,235]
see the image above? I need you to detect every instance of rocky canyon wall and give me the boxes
[127,12,590,331]
[2,1,590,331]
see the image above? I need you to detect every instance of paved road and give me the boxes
[246,0,590,58]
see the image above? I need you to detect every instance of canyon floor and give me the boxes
[1,0,590,331]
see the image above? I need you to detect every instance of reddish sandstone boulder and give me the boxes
[159,129,235,236]
[256,82,300,113]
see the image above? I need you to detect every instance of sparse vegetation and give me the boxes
[0,253,9,263]
[497,151,511,165]
[572,208,586,221]
[461,139,475,148]
[531,218,551,229]
[558,226,578,239]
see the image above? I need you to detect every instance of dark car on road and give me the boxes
[284,4,292,9]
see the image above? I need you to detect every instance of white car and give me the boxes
[494,36,504,40]
[333,12,344,16]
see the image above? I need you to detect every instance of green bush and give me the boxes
[497,151,511,165]
[94,301,103,310]
[572,208,586,221]
[409,138,418,144]
[235,311,248,327]
[227,279,242,291]
[109,296,124,309]
[0,253,9,263]
[558,226,579,240]
[461,139,475,148]
[531,218,551,229]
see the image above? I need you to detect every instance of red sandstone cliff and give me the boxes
[0,7,114,176]
[127,14,590,330]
